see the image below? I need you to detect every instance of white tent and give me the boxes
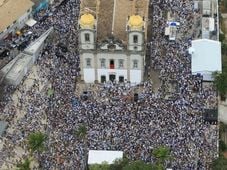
[88,150,123,164]
[189,39,222,81]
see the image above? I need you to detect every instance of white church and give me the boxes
[78,0,149,84]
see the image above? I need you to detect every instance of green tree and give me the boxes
[213,71,227,101]
[219,140,227,152]
[16,158,31,170]
[122,160,154,170]
[152,146,171,170]
[222,43,227,56]
[109,157,129,170]
[89,161,110,170]
[153,163,164,170]
[211,155,227,170]
[28,132,47,153]
[220,33,225,43]
[220,122,227,133]
[152,146,171,163]
[75,124,87,139]
[224,0,227,9]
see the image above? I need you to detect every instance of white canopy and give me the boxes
[25,18,37,27]
[88,150,123,164]
[190,39,222,81]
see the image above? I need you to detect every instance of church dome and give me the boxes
[128,15,143,30]
[80,14,95,29]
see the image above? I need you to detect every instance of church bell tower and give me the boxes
[79,13,96,50]
[127,15,145,52]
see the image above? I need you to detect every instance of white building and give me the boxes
[0,0,34,39]
[78,0,149,84]
[88,150,123,165]
[188,39,222,81]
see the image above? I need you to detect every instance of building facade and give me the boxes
[0,0,34,40]
[78,0,149,84]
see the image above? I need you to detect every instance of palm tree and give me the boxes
[16,158,31,170]
[75,124,87,139]
[28,132,47,154]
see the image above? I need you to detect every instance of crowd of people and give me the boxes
[0,0,219,169]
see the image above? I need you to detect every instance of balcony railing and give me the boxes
[110,64,115,69]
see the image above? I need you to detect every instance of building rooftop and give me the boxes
[189,39,222,80]
[88,150,123,165]
[96,0,114,41]
[1,28,53,85]
[6,53,31,80]
[80,0,149,43]
[1,54,19,74]
[113,0,148,42]
[24,27,53,55]
[0,0,34,32]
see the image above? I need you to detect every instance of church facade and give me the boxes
[78,0,149,84]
